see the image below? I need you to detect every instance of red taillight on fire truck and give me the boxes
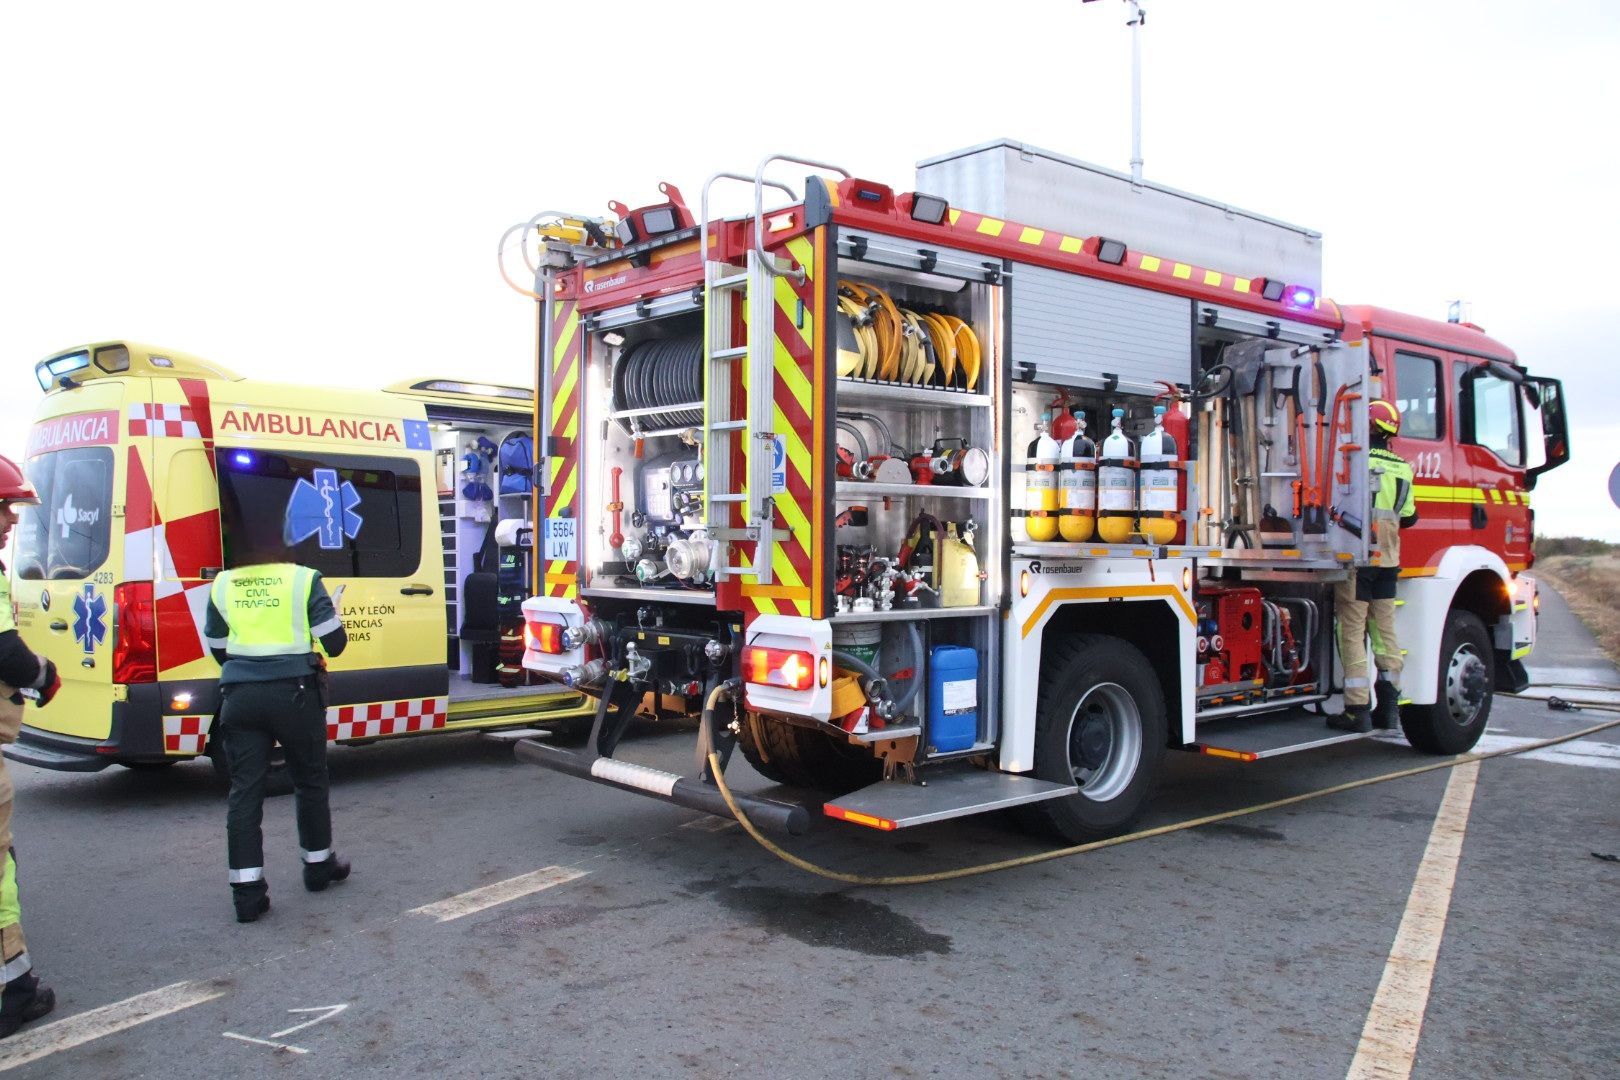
[745,646,814,692]
[112,581,157,684]
[526,620,564,654]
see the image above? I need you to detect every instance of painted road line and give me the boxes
[1372,731,1620,769]
[408,865,587,922]
[1345,760,1480,1080]
[0,979,227,1072]
[1474,732,1620,770]
[222,1032,310,1055]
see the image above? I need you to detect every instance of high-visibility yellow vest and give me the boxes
[210,563,316,658]
[1369,447,1416,523]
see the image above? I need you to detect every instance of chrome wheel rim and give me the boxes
[1065,682,1142,802]
[1444,643,1489,727]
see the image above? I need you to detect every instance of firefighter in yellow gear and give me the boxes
[1329,400,1418,733]
[0,456,59,1038]
[204,539,350,923]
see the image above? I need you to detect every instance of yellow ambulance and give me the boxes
[4,342,592,774]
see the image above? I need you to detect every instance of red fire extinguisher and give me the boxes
[1155,381,1191,544]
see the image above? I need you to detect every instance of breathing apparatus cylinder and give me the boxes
[1024,412,1060,542]
[1137,405,1181,544]
[1096,407,1137,544]
[1057,410,1097,542]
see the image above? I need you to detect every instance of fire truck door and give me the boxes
[1382,343,1461,570]
[1455,359,1532,569]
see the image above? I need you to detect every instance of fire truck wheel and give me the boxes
[1025,634,1167,842]
[1400,609,1493,755]
[735,713,881,792]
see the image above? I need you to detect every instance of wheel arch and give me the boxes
[1396,545,1512,706]
[1036,599,1188,747]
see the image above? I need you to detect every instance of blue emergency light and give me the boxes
[1286,286,1317,309]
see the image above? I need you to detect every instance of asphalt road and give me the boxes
[1,586,1615,1079]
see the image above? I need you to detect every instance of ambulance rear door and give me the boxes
[209,394,447,720]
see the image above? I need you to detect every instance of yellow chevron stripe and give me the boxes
[773,322,812,417]
[947,209,961,225]
[551,349,578,427]
[976,217,1005,237]
[554,462,577,510]
[549,457,565,483]
[553,308,578,372]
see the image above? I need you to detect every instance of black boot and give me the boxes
[1327,704,1373,733]
[232,883,270,923]
[303,854,351,893]
[1373,680,1401,730]
[0,971,57,1039]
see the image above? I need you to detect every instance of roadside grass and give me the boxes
[1534,553,1620,662]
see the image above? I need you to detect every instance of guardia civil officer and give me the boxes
[1328,400,1417,733]
[0,455,59,1038]
[204,534,350,922]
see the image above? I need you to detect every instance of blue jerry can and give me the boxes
[928,645,979,752]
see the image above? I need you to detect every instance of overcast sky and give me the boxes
[3,0,1617,540]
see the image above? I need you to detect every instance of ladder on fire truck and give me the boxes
[701,244,780,584]
[699,159,850,585]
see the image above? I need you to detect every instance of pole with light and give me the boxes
[1083,0,1147,185]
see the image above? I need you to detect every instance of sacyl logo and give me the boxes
[56,494,101,539]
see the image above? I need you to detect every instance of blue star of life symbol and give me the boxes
[73,584,108,656]
[286,467,364,550]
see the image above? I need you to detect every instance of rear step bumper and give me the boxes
[513,739,811,836]
[4,735,115,772]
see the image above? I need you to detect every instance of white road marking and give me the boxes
[0,979,226,1072]
[1345,760,1480,1080]
[407,865,587,922]
[1372,731,1620,769]
[1475,732,1620,770]
[222,1031,309,1055]
[272,1003,349,1039]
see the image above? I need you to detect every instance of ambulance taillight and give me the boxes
[112,581,157,684]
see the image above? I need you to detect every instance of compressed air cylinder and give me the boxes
[1024,413,1060,542]
[1096,408,1137,544]
[1058,411,1097,542]
[1137,405,1180,544]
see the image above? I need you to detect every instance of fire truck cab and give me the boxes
[515,141,1569,840]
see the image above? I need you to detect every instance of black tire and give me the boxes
[1400,609,1493,755]
[735,713,881,792]
[1024,634,1167,842]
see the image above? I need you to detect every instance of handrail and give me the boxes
[700,172,795,264]
[753,153,851,279]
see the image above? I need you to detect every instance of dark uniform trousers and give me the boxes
[223,676,332,887]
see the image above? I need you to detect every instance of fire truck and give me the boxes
[513,140,1570,840]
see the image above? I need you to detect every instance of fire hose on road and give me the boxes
[704,690,1620,887]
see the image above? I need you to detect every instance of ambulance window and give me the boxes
[1462,368,1525,468]
[14,447,115,581]
[1392,352,1442,440]
[216,450,422,578]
